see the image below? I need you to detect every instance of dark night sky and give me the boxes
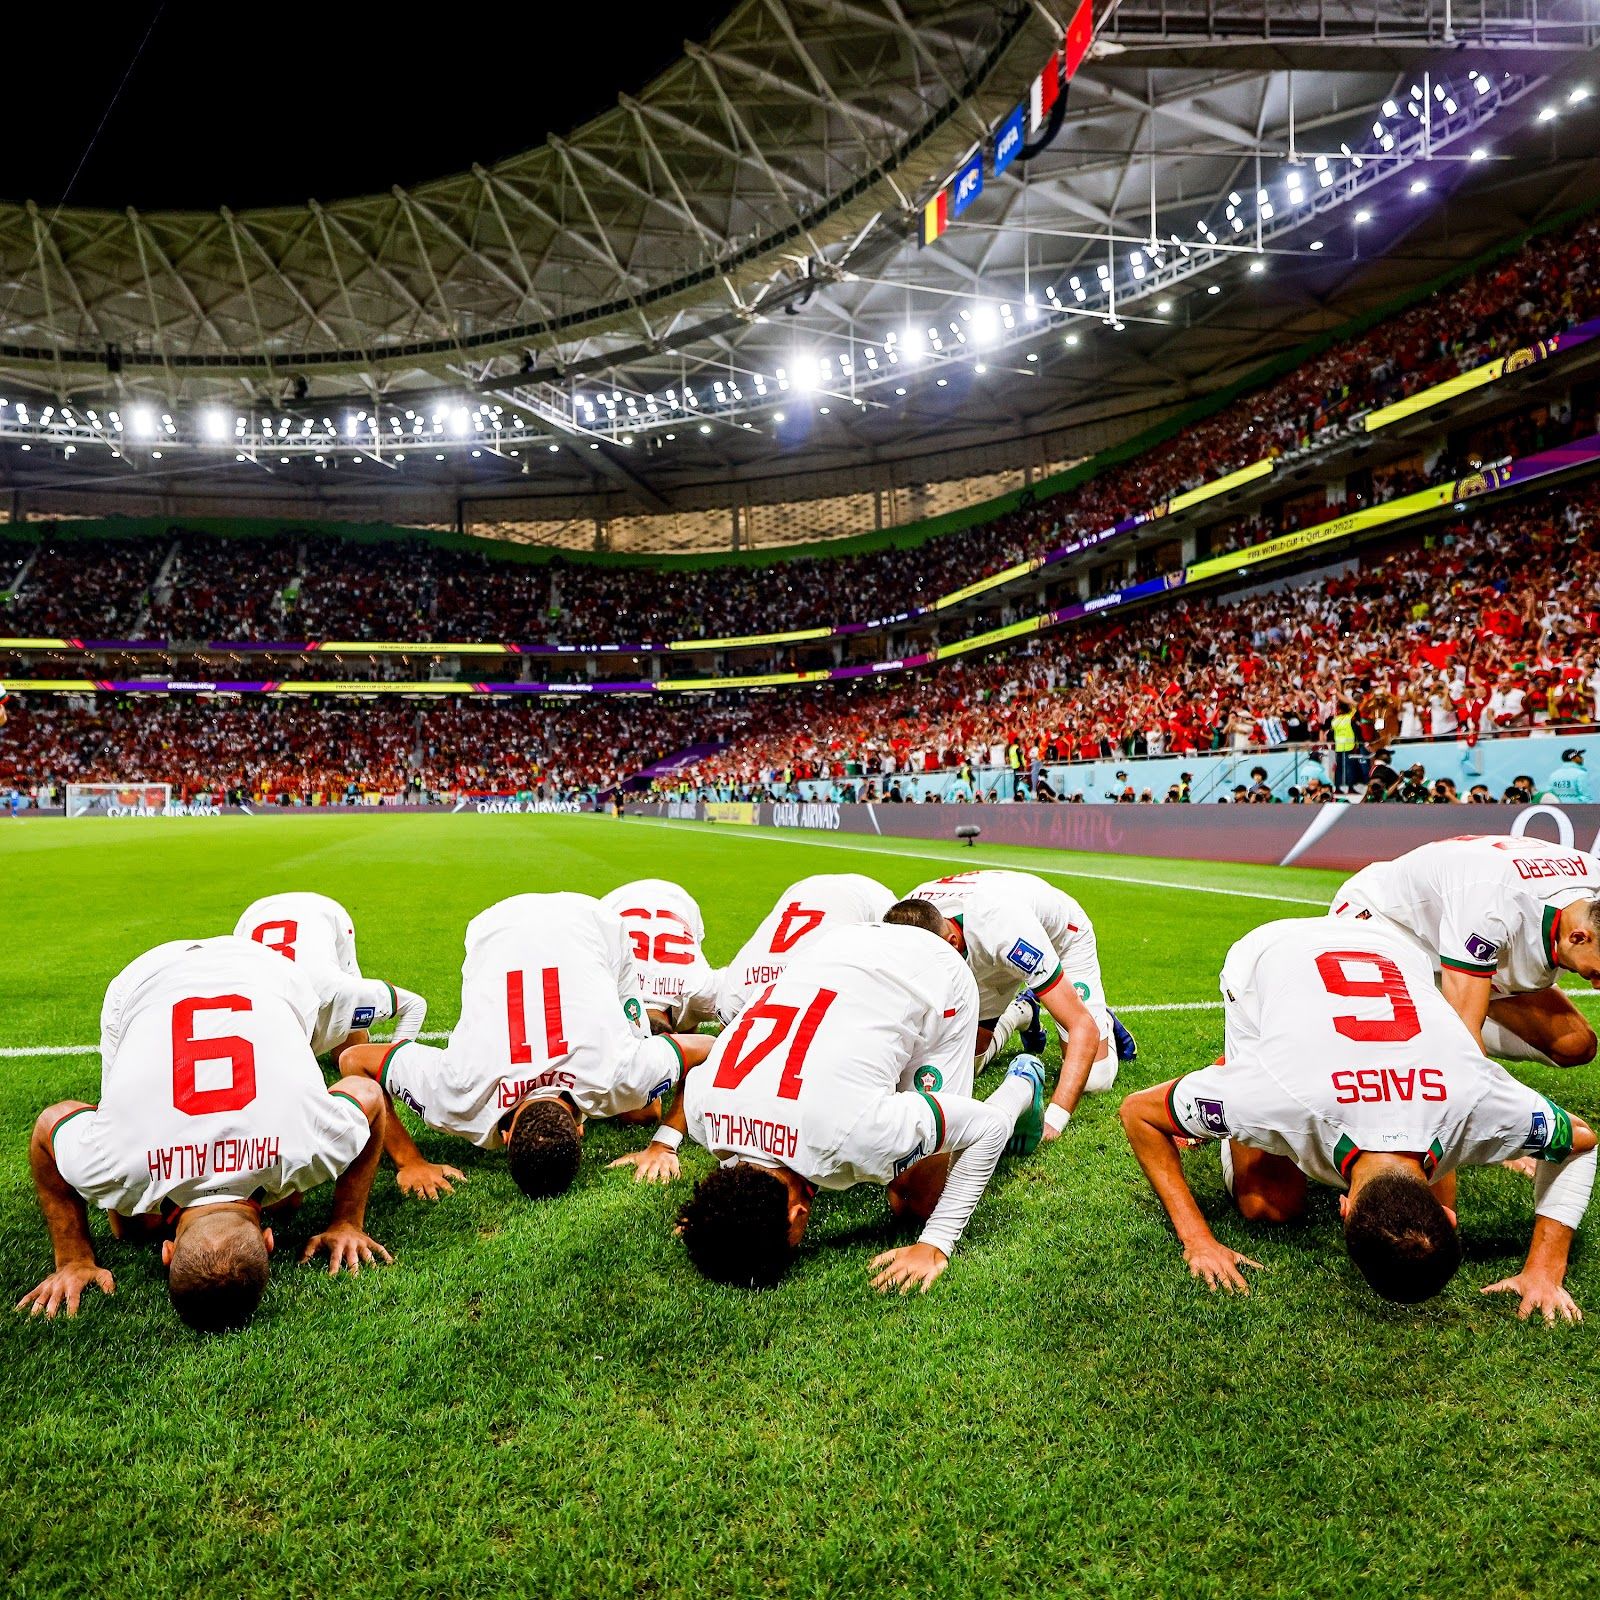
[3,0,734,210]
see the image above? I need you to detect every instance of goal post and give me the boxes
[65,782,175,817]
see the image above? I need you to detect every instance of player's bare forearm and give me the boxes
[1040,985,1098,1112]
[1440,968,1492,1050]
[671,1033,715,1071]
[326,1078,385,1230]
[29,1105,99,1269]
[337,1043,429,1169]
[1119,1087,1217,1250]
[1520,1215,1576,1287]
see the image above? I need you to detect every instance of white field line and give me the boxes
[623,815,1330,906]
[12,999,1600,1059]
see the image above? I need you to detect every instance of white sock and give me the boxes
[1085,1051,1119,1094]
[1482,1017,1559,1068]
[979,995,1034,1068]
[1220,1139,1236,1195]
[985,1069,1037,1126]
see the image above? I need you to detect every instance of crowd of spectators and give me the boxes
[6,474,1600,807]
[655,476,1600,798]
[2,210,1594,647]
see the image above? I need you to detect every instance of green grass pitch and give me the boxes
[3,813,1598,1598]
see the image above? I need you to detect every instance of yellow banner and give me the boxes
[316,640,511,655]
[704,801,756,825]
[667,626,833,651]
[0,678,97,690]
[933,614,1044,661]
[0,637,68,649]
[275,681,462,694]
[932,559,1039,611]
[1165,457,1275,515]
[1364,357,1506,431]
[1186,482,1456,583]
[658,668,834,692]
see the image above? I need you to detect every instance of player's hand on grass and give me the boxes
[301,1224,393,1276]
[1498,1156,1538,1180]
[869,1242,949,1295]
[1183,1237,1263,1295]
[1481,1271,1583,1324]
[17,1262,115,1319]
[608,1144,680,1184]
[396,1160,465,1201]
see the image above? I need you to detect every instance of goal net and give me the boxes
[66,782,175,817]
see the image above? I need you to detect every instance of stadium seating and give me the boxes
[2,211,1596,648]
[4,477,1598,805]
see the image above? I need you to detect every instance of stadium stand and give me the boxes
[4,477,1598,806]
[2,209,1596,649]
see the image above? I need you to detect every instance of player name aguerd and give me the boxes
[1510,854,1592,879]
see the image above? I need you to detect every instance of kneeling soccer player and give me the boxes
[897,869,1133,1139]
[20,937,391,1330]
[1331,834,1600,1067]
[1119,917,1597,1319]
[599,877,717,1031]
[663,908,1045,1292]
[233,890,427,1056]
[341,893,712,1201]
[694,872,898,1026]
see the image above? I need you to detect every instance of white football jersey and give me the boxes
[1334,835,1600,994]
[234,892,361,976]
[599,878,713,1021]
[381,892,681,1148]
[684,922,979,1189]
[714,873,897,1024]
[56,939,369,1215]
[1168,918,1581,1188]
[908,870,1094,1018]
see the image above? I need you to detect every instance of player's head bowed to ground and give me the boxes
[338,893,712,1204]
[21,937,392,1331]
[1120,917,1597,1321]
[668,920,1046,1293]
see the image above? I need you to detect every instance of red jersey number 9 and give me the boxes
[1314,950,1422,1043]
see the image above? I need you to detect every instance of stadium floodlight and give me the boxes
[200,409,227,440]
[773,411,785,422]
[1249,260,1266,275]
[970,304,998,342]
[1064,332,1079,346]
[698,422,712,433]
[1156,300,1172,313]
[1470,147,1488,161]
[1382,99,1398,117]
[450,407,471,435]
[1355,209,1373,223]
[548,443,559,452]
[129,405,154,437]
[1309,240,1324,251]
[793,360,818,392]
[1570,85,1590,104]
[1207,284,1221,295]
[1410,178,1429,193]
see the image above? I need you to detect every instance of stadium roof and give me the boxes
[0,0,1596,517]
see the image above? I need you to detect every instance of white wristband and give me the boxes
[1044,1103,1071,1133]
[653,1126,685,1152]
